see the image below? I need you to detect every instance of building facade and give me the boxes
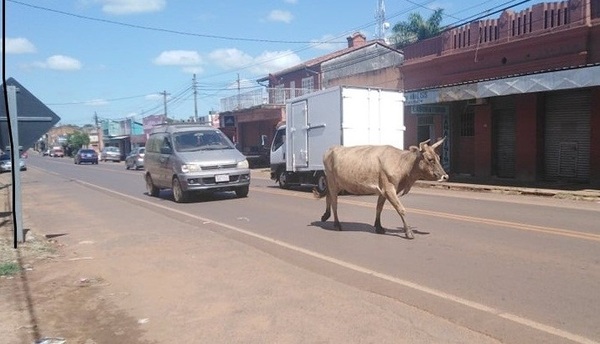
[219,32,404,166]
[402,0,600,186]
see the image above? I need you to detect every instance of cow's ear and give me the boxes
[431,137,446,150]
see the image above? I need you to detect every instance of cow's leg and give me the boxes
[384,190,413,239]
[331,192,342,231]
[374,194,386,234]
[321,192,331,222]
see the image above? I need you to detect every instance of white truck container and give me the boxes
[269,85,405,194]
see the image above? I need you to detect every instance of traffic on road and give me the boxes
[18,152,600,344]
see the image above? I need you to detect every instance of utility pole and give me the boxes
[193,74,199,122]
[160,90,170,120]
[236,73,241,110]
[94,112,103,151]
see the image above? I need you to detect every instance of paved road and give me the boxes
[4,155,593,343]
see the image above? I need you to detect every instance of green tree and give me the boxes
[67,131,90,153]
[390,9,445,49]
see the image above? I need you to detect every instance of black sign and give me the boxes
[223,115,235,127]
[0,78,61,151]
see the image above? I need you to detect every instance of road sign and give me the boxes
[0,77,61,151]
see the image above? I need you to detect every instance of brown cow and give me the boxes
[317,138,448,239]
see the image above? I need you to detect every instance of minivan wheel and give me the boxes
[235,186,249,198]
[172,177,189,203]
[145,174,159,197]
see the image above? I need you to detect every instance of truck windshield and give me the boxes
[173,131,234,152]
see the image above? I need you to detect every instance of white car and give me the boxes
[0,153,26,172]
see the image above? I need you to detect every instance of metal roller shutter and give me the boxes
[544,90,591,182]
[492,96,516,178]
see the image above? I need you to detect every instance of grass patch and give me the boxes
[0,262,20,276]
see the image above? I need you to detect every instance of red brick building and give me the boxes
[402,0,600,186]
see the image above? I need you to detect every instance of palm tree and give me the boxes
[390,8,445,48]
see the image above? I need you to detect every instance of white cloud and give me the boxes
[98,0,166,15]
[208,48,253,70]
[32,55,82,71]
[153,50,202,66]
[208,48,301,76]
[267,10,293,23]
[250,50,301,75]
[1,38,36,54]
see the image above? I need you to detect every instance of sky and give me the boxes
[1,0,533,126]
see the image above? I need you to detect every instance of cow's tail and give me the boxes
[313,187,326,199]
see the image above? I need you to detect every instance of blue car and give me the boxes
[74,149,99,164]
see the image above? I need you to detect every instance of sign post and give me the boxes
[7,86,24,243]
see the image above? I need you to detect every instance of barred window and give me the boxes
[461,110,474,137]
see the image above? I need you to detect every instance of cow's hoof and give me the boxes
[375,227,385,234]
[334,221,342,231]
[321,211,331,222]
[405,230,415,239]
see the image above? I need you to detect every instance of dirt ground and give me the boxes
[0,184,152,344]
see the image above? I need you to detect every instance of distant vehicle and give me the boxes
[74,149,99,165]
[101,146,121,162]
[50,147,65,158]
[144,124,250,202]
[125,147,145,170]
[0,153,26,172]
[43,149,50,156]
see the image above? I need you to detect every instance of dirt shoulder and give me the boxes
[0,169,502,344]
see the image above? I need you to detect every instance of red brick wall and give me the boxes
[474,104,492,177]
[515,93,539,181]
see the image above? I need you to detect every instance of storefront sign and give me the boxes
[405,90,439,105]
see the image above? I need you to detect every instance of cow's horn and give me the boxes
[419,139,431,151]
[431,137,446,150]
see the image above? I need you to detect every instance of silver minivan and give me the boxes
[144,124,250,202]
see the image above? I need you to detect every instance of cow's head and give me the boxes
[416,138,449,182]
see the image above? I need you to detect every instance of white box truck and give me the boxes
[269,85,405,194]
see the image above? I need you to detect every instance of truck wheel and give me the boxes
[235,186,249,198]
[278,170,290,189]
[172,177,189,203]
[315,172,327,196]
[145,174,160,197]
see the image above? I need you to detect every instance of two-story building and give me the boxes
[218,32,404,167]
[402,0,600,186]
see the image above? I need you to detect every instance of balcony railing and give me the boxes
[220,87,313,112]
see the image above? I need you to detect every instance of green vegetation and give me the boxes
[0,262,20,276]
[67,131,91,153]
[390,9,446,48]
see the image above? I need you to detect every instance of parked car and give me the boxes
[125,147,145,170]
[144,124,250,202]
[101,146,121,162]
[0,153,26,172]
[50,147,64,157]
[74,149,99,165]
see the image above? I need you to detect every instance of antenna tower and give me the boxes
[375,0,389,41]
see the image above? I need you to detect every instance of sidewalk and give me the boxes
[255,168,600,202]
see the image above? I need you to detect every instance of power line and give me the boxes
[7,0,346,45]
